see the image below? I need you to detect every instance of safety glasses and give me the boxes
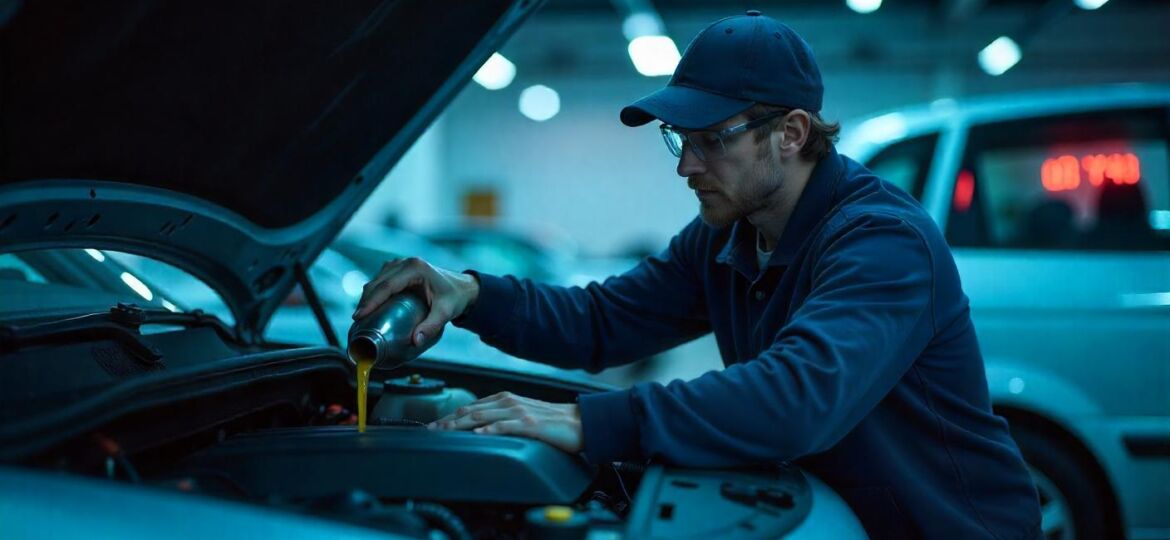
[659,109,788,161]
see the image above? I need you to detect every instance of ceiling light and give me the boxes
[622,12,663,40]
[120,272,154,301]
[519,85,560,122]
[846,0,882,14]
[341,270,367,298]
[978,36,1021,76]
[1075,0,1109,9]
[472,53,516,91]
[627,35,681,77]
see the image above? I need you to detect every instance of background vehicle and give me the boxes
[840,84,1170,540]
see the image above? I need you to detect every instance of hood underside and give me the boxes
[0,0,540,338]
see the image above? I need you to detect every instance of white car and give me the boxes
[840,84,1170,540]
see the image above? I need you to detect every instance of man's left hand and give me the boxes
[428,391,583,454]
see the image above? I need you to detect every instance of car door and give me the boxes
[942,107,1170,418]
[941,106,1170,534]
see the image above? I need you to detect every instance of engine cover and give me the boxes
[178,426,594,504]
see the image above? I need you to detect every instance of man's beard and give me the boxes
[697,160,784,228]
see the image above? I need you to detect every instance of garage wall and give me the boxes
[357,3,1170,257]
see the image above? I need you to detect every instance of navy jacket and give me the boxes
[454,148,1041,539]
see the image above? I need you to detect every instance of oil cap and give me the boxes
[382,374,444,395]
[525,505,588,539]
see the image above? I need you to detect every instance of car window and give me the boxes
[0,249,230,323]
[433,236,550,281]
[104,252,234,324]
[947,108,1170,251]
[0,253,48,283]
[863,133,938,201]
[263,250,367,346]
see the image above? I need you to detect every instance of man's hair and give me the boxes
[747,103,840,161]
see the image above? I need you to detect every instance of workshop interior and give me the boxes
[1,1,1168,539]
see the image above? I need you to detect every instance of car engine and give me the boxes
[0,326,836,539]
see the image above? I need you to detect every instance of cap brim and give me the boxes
[620,85,754,129]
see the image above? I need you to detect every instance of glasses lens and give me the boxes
[692,132,723,161]
[661,127,685,158]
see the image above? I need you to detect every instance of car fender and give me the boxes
[984,358,1104,421]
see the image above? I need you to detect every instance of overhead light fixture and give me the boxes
[120,272,154,301]
[622,12,664,40]
[628,35,681,77]
[84,248,106,262]
[518,85,560,122]
[846,0,882,14]
[341,270,367,298]
[472,53,516,91]
[1074,0,1109,9]
[978,36,1021,76]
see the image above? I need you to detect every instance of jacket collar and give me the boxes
[715,146,845,278]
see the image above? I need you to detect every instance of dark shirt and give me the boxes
[455,147,1041,539]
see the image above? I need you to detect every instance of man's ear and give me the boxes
[777,109,811,158]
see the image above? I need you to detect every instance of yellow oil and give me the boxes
[356,357,374,433]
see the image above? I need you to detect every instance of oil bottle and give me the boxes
[348,289,436,432]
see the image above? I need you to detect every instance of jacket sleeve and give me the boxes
[452,218,712,372]
[577,214,937,466]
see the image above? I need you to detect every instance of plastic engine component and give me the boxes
[177,426,594,504]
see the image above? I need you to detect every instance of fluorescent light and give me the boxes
[161,299,180,312]
[622,13,663,40]
[978,36,1021,76]
[84,248,106,262]
[341,270,367,298]
[1075,0,1109,9]
[472,53,516,91]
[518,85,560,122]
[1121,292,1170,308]
[1008,377,1026,394]
[846,0,882,14]
[856,112,908,145]
[120,272,153,301]
[628,35,681,77]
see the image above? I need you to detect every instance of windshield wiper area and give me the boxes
[0,303,238,364]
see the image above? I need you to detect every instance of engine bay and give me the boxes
[0,321,819,539]
[176,426,595,505]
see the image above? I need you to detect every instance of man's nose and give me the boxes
[676,145,706,178]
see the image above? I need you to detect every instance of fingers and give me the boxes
[430,392,517,426]
[413,301,452,346]
[473,418,538,436]
[426,393,583,453]
[353,258,425,319]
[440,407,521,431]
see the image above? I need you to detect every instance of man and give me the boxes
[354,11,1041,539]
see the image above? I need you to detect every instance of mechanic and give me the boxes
[353,11,1041,539]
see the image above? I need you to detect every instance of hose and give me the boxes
[406,500,472,540]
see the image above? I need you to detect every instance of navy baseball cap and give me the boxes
[620,10,823,130]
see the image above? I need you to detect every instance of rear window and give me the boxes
[947,108,1170,251]
[863,133,938,200]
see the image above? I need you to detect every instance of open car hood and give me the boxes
[0,0,540,340]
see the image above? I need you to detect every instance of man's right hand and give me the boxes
[352,258,480,347]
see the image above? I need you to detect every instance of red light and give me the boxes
[954,170,975,212]
[1044,152,1140,192]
